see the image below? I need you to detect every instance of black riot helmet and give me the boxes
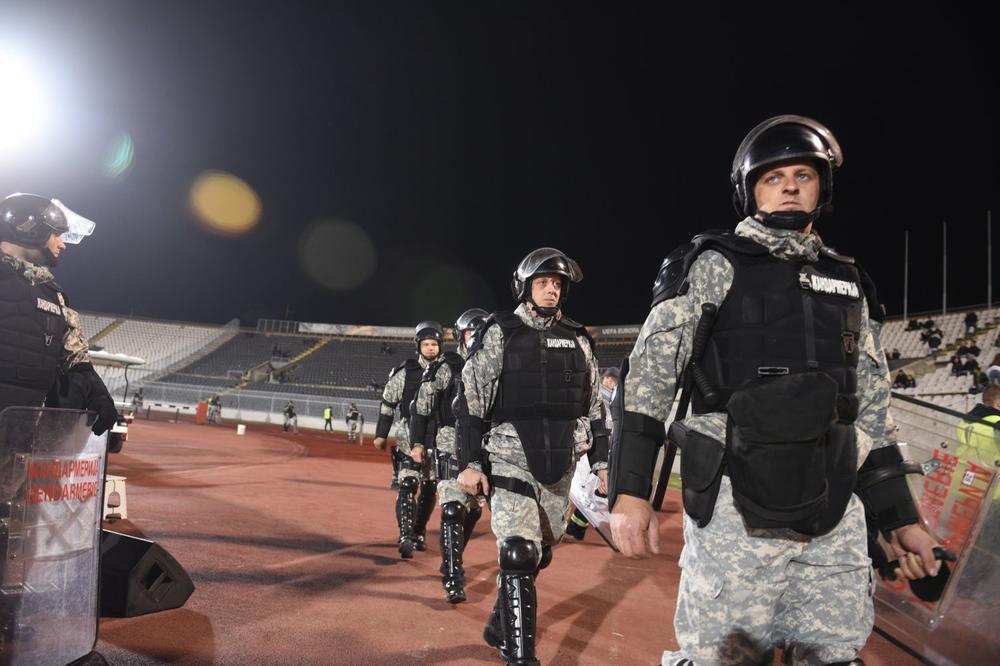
[454,308,488,335]
[413,320,444,358]
[0,193,70,249]
[454,308,489,352]
[731,115,843,230]
[510,247,583,317]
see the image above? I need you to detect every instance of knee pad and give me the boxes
[441,501,467,525]
[499,537,539,574]
[399,476,418,493]
[537,544,552,573]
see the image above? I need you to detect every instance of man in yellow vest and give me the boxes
[323,405,333,432]
[957,385,1000,470]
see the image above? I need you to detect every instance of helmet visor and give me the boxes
[516,247,583,284]
[51,199,96,244]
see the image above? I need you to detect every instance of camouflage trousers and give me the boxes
[395,420,437,483]
[398,454,436,483]
[664,476,873,666]
[438,478,478,510]
[488,457,575,554]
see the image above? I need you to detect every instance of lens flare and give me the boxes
[102,132,135,180]
[299,219,377,290]
[189,171,262,236]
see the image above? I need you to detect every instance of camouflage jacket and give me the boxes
[624,217,891,464]
[462,302,606,473]
[379,354,433,445]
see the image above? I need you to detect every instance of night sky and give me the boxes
[3,2,996,328]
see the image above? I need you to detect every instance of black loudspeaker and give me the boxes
[99,530,195,617]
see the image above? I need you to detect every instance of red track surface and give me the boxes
[96,420,920,665]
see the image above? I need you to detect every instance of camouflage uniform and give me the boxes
[624,218,889,666]
[379,355,436,484]
[413,353,473,510]
[463,302,606,553]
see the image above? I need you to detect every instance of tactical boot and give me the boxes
[498,571,539,665]
[414,480,438,550]
[483,594,504,653]
[439,512,467,603]
[463,503,482,547]
[396,478,417,559]
[496,538,540,666]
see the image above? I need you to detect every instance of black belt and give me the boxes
[490,475,537,502]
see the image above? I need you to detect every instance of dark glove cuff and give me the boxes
[409,412,429,446]
[375,413,394,439]
[857,444,921,536]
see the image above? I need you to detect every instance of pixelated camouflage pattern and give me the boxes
[462,302,602,472]
[61,305,92,369]
[626,217,888,664]
[489,457,575,553]
[664,477,872,666]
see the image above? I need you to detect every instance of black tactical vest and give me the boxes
[397,358,425,420]
[432,351,465,428]
[0,263,68,411]
[692,242,864,424]
[489,311,590,484]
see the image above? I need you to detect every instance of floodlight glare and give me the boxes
[0,52,46,154]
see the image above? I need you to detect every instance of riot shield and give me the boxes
[875,395,1000,665]
[569,458,617,551]
[0,407,107,666]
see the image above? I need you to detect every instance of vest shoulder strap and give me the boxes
[652,231,767,307]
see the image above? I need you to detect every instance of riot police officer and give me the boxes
[374,320,442,558]
[457,248,608,665]
[608,116,941,665]
[0,193,117,429]
[410,307,488,602]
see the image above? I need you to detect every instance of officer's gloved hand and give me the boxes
[89,398,120,436]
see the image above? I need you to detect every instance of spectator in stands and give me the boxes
[965,312,979,336]
[926,329,942,354]
[967,339,981,357]
[890,348,901,360]
[283,400,299,434]
[970,371,989,394]
[951,355,965,376]
[963,355,981,375]
[323,405,333,432]
[988,355,1000,385]
[893,370,915,389]
[905,319,921,331]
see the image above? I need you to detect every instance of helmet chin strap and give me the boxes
[528,299,559,318]
[757,208,821,231]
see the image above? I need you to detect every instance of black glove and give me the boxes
[90,396,119,435]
